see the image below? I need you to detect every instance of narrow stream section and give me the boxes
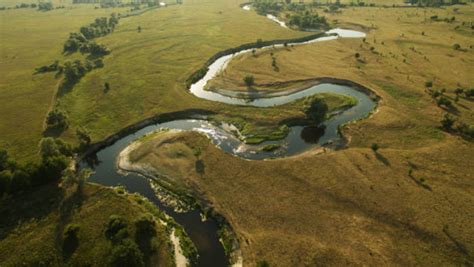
[81,17,375,266]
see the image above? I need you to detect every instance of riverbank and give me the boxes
[116,129,243,265]
[207,77,380,100]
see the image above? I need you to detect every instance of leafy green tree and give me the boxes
[106,215,129,241]
[46,109,69,131]
[303,96,328,124]
[39,137,72,159]
[109,239,144,267]
[76,128,92,150]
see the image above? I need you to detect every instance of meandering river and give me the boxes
[81,12,375,267]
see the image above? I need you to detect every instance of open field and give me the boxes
[0,5,129,161]
[210,3,474,148]
[123,2,474,266]
[130,129,474,266]
[0,183,174,266]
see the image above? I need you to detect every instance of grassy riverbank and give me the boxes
[0,183,174,266]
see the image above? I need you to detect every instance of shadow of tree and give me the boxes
[42,126,67,138]
[62,234,79,260]
[375,152,390,166]
[0,184,64,240]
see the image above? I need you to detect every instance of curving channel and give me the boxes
[81,16,376,267]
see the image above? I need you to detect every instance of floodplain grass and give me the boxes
[130,129,474,266]
[0,5,129,161]
[210,3,474,148]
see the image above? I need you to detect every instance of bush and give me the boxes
[38,2,53,11]
[106,215,129,241]
[425,81,433,88]
[109,239,144,267]
[453,43,461,50]
[35,60,60,73]
[456,122,474,138]
[46,109,69,131]
[436,96,452,108]
[464,88,474,98]
[371,143,379,152]
[303,96,328,125]
[39,137,72,159]
[244,75,255,87]
[441,113,455,130]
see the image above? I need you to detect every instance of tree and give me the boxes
[436,96,452,108]
[76,128,92,149]
[244,75,255,87]
[425,81,433,88]
[39,137,72,159]
[454,88,464,96]
[106,215,129,241]
[441,113,455,130]
[104,82,110,92]
[371,143,379,152]
[453,43,461,50]
[137,26,141,33]
[303,96,328,124]
[109,239,144,267]
[46,109,69,131]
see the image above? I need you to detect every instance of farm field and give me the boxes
[0,0,473,266]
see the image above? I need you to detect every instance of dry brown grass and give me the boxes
[128,4,474,266]
[210,4,474,149]
[131,130,473,266]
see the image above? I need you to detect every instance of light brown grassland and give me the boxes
[129,3,474,266]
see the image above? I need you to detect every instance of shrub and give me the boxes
[38,2,53,11]
[46,109,69,131]
[441,113,455,130]
[454,88,464,96]
[35,60,60,73]
[106,215,128,241]
[453,43,461,50]
[436,96,452,108]
[244,75,255,87]
[371,143,379,152]
[425,81,433,88]
[109,239,144,267]
[39,137,72,159]
[464,88,474,98]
